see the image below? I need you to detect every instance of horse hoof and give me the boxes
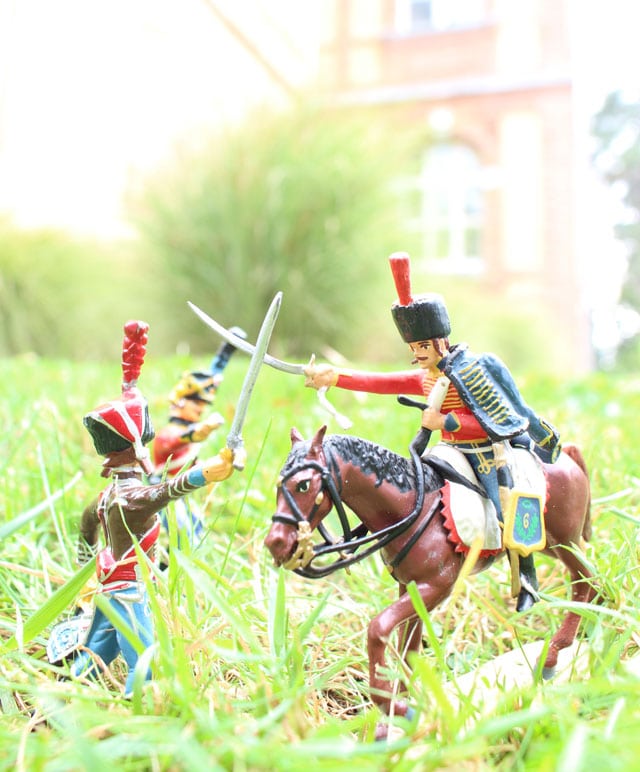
[541,665,556,680]
[374,723,389,742]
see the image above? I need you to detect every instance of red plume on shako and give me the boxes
[83,321,155,474]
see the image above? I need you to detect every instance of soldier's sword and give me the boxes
[226,292,282,470]
[189,300,303,374]
[188,300,352,429]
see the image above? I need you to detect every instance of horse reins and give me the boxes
[272,441,440,579]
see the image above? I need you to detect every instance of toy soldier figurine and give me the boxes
[68,321,241,697]
[49,295,280,695]
[304,253,561,612]
[151,329,246,547]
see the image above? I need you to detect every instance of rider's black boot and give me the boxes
[516,554,539,612]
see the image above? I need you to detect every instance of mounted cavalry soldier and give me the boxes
[304,252,561,612]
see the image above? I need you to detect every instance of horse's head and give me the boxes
[264,425,339,576]
[265,424,439,578]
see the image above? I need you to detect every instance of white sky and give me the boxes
[0,0,319,236]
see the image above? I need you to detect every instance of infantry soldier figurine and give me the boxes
[70,321,240,696]
[151,329,246,548]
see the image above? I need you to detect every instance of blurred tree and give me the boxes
[129,103,416,359]
[592,90,640,367]
[0,222,152,359]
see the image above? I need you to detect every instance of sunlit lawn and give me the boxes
[0,354,639,771]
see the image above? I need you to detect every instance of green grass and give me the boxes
[0,354,639,770]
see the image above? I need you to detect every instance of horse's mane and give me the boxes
[283,433,440,493]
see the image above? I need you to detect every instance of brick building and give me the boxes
[0,0,615,370]
[315,0,592,372]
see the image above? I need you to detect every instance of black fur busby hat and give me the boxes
[389,253,451,342]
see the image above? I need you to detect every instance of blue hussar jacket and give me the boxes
[439,344,560,459]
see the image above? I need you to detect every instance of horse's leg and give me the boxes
[541,545,596,678]
[367,580,452,731]
[540,450,595,678]
[396,583,423,663]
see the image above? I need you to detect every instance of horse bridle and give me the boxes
[271,442,440,578]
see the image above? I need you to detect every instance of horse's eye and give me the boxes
[296,480,311,493]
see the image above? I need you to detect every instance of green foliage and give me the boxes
[616,333,640,370]
[412,272,559,375]
[0,221,154,359]
[592,91,640,366]
[130,103,414,360]
[0,354,639,769]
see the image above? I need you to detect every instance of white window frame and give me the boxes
[399,142,485,275]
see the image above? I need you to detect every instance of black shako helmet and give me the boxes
[389,252,451,342]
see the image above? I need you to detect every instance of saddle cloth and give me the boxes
[427,442,547,553]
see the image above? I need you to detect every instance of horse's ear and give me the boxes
[290,427,305,446]
[309,425,327,458]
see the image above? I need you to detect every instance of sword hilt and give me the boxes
[231,443,246,471]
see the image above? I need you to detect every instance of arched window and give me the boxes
[403,142,485,274]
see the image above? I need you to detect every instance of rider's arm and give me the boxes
[336,369,425,395]
[186,447,235,485]
[305,363,424,396]
[437,407,488,441]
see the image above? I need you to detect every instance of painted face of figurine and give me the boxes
[408,339,447,371]
[170,398,208,423]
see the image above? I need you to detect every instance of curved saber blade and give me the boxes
[188,300,353,429]
[227,292,282,469]
[188,301,303,375]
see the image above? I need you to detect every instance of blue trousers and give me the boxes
[452,442,502,519]
[71,584,154,697]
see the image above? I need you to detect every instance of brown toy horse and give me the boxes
[265,425,596,730]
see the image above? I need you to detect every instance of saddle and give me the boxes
[426,442,547,556]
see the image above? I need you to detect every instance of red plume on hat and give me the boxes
[389,252,451,343]
[83,321,155,472]
[122,320,149,394]
[389,252,414,306]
